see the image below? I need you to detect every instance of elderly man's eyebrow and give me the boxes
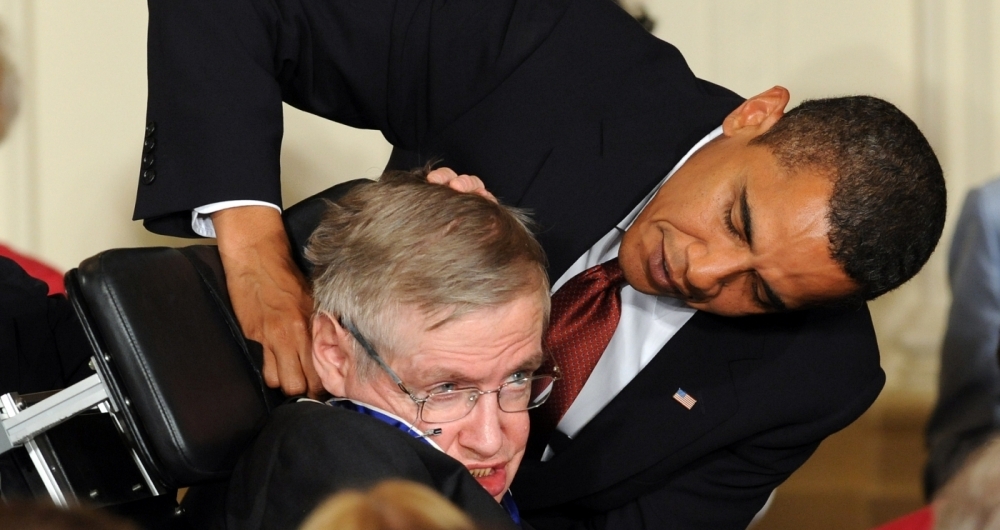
[521,350,546,373]
[415,350,546,386]
[742,187,787,312]
[416,367,473,385]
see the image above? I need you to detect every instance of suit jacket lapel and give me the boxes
[514,311,764,509]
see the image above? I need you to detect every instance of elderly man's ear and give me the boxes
[311,313,352,397]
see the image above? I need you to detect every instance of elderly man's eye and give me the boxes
[428,383,458,395]
[506,371,531,385]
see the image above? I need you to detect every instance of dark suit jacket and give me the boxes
[0,257,91,396]
[219,401,517,530]
[136,1,884,528]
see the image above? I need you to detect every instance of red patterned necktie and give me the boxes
[536,258,627,435]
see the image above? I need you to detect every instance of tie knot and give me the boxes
[588,258,626,289]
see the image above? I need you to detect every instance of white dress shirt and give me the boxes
[191,200,281,238]
[542,126,721,460]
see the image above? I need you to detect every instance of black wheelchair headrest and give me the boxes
[65,179,370,488]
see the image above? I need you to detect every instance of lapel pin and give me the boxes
[673,388,697,410]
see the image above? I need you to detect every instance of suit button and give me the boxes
[142,154,155,167]
[140,168,156,185]
[145,121,156,137]
[143,138,155,150]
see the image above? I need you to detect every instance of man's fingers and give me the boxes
[450,175,498,203]
[273,339,309,396]
[262,347,281,389]
[426,167,498,203]
[299,346,325,398]
[426,167,459,184]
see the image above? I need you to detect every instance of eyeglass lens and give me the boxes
[419,375,556,424]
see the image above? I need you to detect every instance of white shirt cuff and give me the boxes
[191,200,282,238]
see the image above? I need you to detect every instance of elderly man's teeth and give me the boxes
[469,468,495,478]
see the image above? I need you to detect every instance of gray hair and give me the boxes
[306,168,549,379]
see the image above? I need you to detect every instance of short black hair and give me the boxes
[751,96,946,305]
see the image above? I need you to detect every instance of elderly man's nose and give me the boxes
[458,397,504,457]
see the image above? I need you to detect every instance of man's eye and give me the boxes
[428,383,458,395]
[725,206,741,238]
[506,371,530,384]
[749,275,771,312]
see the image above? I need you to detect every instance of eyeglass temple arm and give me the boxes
[340,319,409,391]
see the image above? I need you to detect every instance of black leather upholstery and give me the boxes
[64,179,371,488]
[283,178,369,278]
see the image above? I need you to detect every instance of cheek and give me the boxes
[692,283,761,316]
[435,430,464,461]
[503,413,530,453]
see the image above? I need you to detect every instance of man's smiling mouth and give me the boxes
[649,243,685,298]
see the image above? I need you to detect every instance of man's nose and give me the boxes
[685,242,747,298]
[457,395,505,459]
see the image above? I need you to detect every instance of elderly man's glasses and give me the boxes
[340,319,559,424]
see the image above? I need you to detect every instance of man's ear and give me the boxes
[311,313,353,397]
[722,85,790,138]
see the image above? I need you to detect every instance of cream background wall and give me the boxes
[0,0,392,267]
[1,5,999,519]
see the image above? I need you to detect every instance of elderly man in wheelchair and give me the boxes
[0,169,553,530]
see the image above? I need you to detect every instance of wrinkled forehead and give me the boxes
[393,295,547,385]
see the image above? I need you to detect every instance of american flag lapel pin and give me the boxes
[673,388,697,410]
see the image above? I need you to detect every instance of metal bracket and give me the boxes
[0,373,109,456]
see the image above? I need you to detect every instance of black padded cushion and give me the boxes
[65,179,371,487]
[68,246,274,487]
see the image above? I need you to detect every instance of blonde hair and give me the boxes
[306,168,549,379]
[299,480,477,530]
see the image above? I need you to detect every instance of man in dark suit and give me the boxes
[133,0,946,528]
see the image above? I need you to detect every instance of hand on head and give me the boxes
[426,167,498,203]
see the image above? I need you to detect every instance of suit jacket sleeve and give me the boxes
[925,179,1000,496]
[135,0,571,237]
[0,257,92,395]
[223,402,517,530]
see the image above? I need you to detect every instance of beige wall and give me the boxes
[0,0,392,269]
[2,5,1000,517]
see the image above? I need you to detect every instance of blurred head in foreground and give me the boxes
[299,480,478,530]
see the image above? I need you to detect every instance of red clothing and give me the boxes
[873,505,934,530]
[0,244,65,295]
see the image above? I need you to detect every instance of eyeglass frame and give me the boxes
[338,317,560,424]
